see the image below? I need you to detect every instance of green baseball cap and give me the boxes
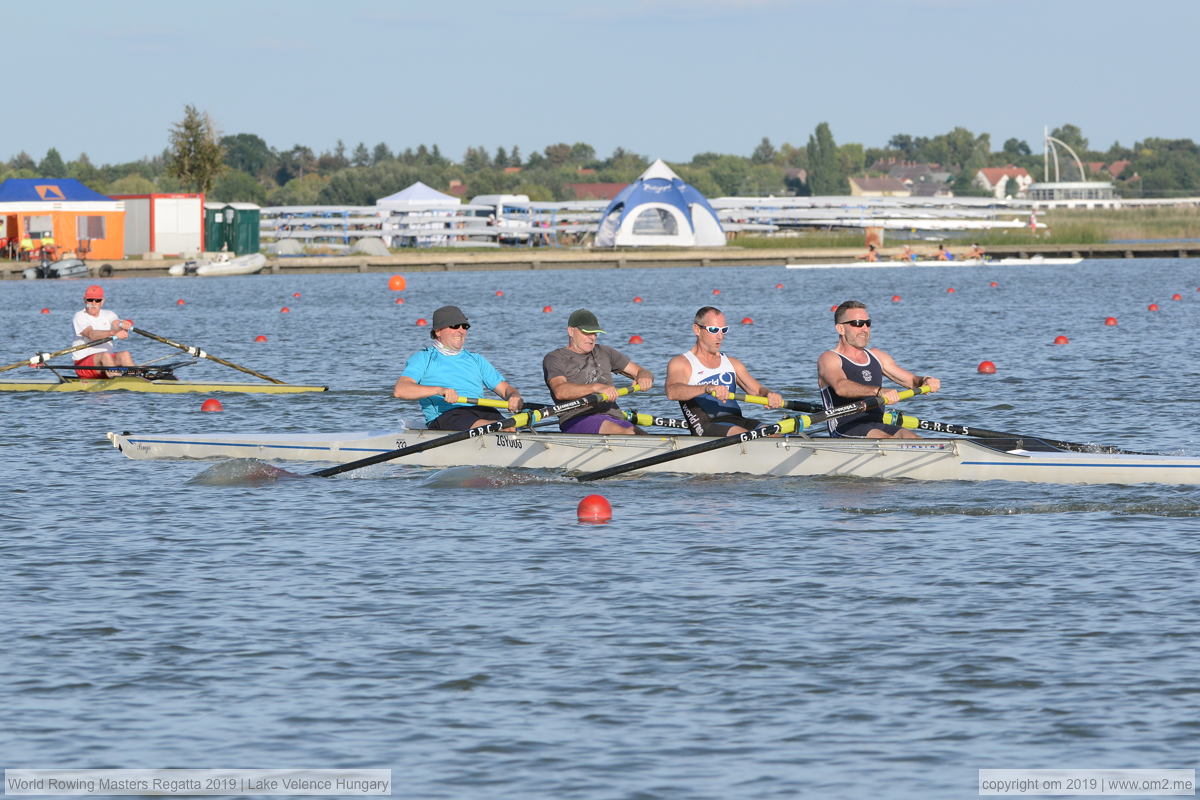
[568,308,605,334]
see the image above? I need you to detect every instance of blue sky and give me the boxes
[6,0,1195,166]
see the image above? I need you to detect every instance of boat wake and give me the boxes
[842,498,1200,517]
[188,458,302,486]
[421,465,562,489]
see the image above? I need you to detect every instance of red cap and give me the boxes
[84,285,104,300]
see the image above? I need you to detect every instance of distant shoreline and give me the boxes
[3,241,1198,280]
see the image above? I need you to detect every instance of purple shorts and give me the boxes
[560,412,635,435]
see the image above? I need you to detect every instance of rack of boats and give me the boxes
[105,426,1200,486]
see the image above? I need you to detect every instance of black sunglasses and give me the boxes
[839,318,871,328]
[86,298,103,303]
[445,323,470,330]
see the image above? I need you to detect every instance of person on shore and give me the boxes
[817,300,941,438]
[72,285,135,378]
[858,244,879,262]
[543,308,653,434]
[666,306,782,436]
[393,305,524,430]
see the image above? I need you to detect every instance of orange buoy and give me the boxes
[543,305,553,313]
[990,281,999,287]
[946,287,956,293]
[395,297,405,304]
[977,360,997,374]
[1172,293,1182,301]
[775,283,784,289]
[495,290,504,297]
[1148,303,1159,311]
[176,299,186,306]
[1105,317,1118,326]
[416,318,428,326]
[628,334,644,344]
[830,304,837,312]
[577,494,612,523]
[255,335,268,342]
[40,307,50,314]
[200,398,223,412]
[1054,335,1069,345]
[388,275,407,291]
[633,296,643,303]
[280,306,290,313]
[741,317,753,325]
[891,295,901,303]
[712,289,721,295]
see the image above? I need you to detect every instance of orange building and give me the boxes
[0,178,125,260]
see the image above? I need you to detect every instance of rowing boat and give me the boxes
[105,428,1200,485]
[785,256,1083,269]
[3,376,326,393]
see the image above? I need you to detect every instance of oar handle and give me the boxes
[622,410,691,429]
[721,391,822,412]
[1,337,115,373]
[132,328,286,384]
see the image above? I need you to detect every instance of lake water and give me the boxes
[3,259,1199,799]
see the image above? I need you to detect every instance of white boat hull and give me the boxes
[786,256,1083,269]
[169,253,266,276]
[105,428,1200,485]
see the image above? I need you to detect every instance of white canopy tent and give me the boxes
[595,160,725,247]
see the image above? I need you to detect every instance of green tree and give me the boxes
[38,147,66,176]
[1051,124,1089,155]
[10,151,36,171]
[751,136,777,165]
[351,142,371,167]
[212,169,269,204]
[67,153,100,187]
[805,122,843,195]
[543,143,572,166]
[371,142,393,165]
[166,105,225,194]
[221,133,275,177]
[268,173,328,206]
[275,145,317,185]
[1002,138,1031,158]
[107,174,158,195]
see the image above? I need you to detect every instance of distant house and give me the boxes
[975,165,1033,199]
[909,182,954,198]
[1108,160,1131,179]
[566,182,627,201]
[848,176,911,197]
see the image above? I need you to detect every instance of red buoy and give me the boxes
[633,296,643,303]
[40,307,50,314]
[543,305,553,313]
[741,317,753,325]
[1054,335,1069,345]
[712,289,721,295]
[280,306,290,313]
[830,304,838,312]
[388,275,407,291]
[1172,293,1182,301]
[990,281,999,288]
[577,494,612,523]
[292,292,302,298]
[495,290,504,297]
[254,335,268,342]
[1105,317,1118,326]
[416,318,428,326]
[946,287,956,294]
[628,335,643,344]
[176,299,186,306]
[891,295,901,303]
[977,360,997,374]
[1148,303,1159,311]
[775,283,784,289]
[395,297,405,304]
[200,398,223,412]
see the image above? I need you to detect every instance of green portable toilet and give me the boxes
[225,203,261,255]
[204,202,228,252]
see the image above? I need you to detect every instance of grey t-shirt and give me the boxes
[542,344,631,422]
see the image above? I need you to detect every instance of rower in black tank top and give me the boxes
[819,348,902,437]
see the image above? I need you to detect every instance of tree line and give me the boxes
[3,106,1197,205]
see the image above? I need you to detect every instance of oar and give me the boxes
[578,387,929,482]
[131,328,285,384]
[312,386,640,478]
[0,337,114,373]
[881,411,1141,455]
[722,391,822,412]
[621,410,691,430]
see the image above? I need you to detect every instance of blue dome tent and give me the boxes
[595,160,725,247]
